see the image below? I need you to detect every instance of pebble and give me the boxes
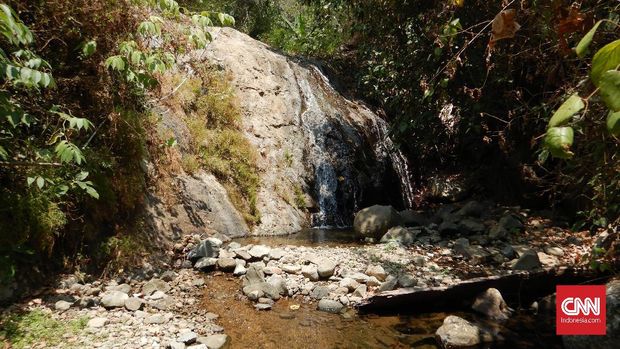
[87,317,108,328]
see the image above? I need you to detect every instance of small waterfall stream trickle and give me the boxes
[371,119,416,209]
[295,65,416,228]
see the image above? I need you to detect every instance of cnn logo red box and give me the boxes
[556,285,606,335]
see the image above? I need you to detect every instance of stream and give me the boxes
[202,229,563,349]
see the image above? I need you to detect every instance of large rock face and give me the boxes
[204,28,408,235]
[146,28,412,239]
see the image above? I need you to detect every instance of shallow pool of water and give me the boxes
[201,277,561,349]
[235,228,363,247]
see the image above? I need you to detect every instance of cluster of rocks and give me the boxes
[20,270,229,349]
[185,237,426,313]
[354,203,566,271]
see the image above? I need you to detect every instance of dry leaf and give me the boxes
[489,9,521,48]
[555,4,589,55]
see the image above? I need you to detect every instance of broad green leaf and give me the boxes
[591,40,620,86]
[26,176,35,186]
[36,176,44,189]
[217,13,235,27]
[0,145,7,160]
[85,186,99,199]
[548,94,584,128]
[76,171,89,181]
[82,40,97,58]
[105,55,126,71]
[544,126,574,159]
[576,20,602,58]
[599,70,620,111]
[607,110,620,136]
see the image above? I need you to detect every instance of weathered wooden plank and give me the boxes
[357,267,607,314]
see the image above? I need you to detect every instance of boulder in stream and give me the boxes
[472,288,511,320]
[435,315,493,348]
[354,205,402,239]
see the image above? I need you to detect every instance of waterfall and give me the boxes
[371,118,416,209]
[294,65,416,228]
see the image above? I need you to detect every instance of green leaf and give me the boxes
[217,13,235,27]
[544,126,574,159]
[0,145,6,160]
[82,40,97,58]
[548,94,584,128]
[76,171,89,181]
[599,70,620,111]
[607,110,620,136]
[36,176,44,189]
[575,20,602,58]
[591,40,620,86]
[85,186,99,199]
[27,177,35,186]
[105,55,126,71]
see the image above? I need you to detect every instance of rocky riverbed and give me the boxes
[1,201,617,349]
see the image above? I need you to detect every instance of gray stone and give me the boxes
[200,334,229,349]
[365,265,387,281]
[317,299,344,314]
[234,250,252,261]
[248,245,271,259]
[233,262,247,276]
[544,246,564,257]
[188,345,207,349]
[353,205,403,239]
[194,257,218,270]
[472,288,511,320]
[177,331,198,344]
[366,276,381,287]
[281,264,301,274]
[142,278,171,296]
[169,342,186,349]
[243,282,280,300]
[339,278,360,292]
[513,249,542,270]
[160,270,177,282]
[538,252,559,267]
[352,284,367,298]
[458,219,485,234]
[124,297,143,311]
[340,271,369,283]
[310,285,330,300]
[255,303,272,310]
[453,238,470,255]
[145,314,167,324]
[87,317,107,328]
[500,244,518,259]
[397,274,417,288]
[242,265,265,287]
[217,257,237,271]
[113,283,131,294]
[456,201,484,217]
[438,221,459,235]
[315,258,336,278]
[268,248,285,260]
[380,226,417,246]
[228,242,241,250]
[101,290,129,308]
[489,224,508,240]
[301,264,319,281]
[54,300,72,311]
[267,275,287,295]
[435,315,492,348]
[498,214,524,232]
[378,275,398,292]
[187,238,222,261]
[398,209,429,227]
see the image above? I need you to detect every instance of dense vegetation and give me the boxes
[0,0,617,293]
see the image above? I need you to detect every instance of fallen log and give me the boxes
[357,267,610,314]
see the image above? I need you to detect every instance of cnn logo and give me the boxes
[560,297,600,316]
[556,285,606,335]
